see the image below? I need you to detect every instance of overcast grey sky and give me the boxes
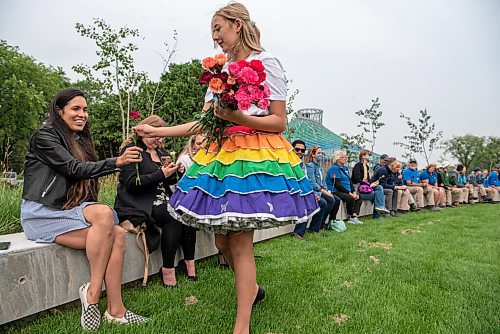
[1,0,499,162]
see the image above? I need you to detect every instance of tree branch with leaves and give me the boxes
[394,108,443,165]
[355,97,385,153]
[73,18,145,141]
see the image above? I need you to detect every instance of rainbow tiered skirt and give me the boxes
[168,127,319,233]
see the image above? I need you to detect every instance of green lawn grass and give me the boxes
[3,204,500,334]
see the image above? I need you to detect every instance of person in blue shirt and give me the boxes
[483,169,500,201]
[487,165,500,187]
[467,167,492,202]
[326,150,364,224]
[292,145,340,238]
[420,163,446,208]
[402,158,428,210]
[449,164,476,203]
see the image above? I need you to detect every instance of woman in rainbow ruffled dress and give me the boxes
[134,3,318,333]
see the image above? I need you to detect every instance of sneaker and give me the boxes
[103,310,149,325]
[373,215,384,221]
[291,232,305,240]
[430,206,442,211]
[375,206,390,214]
[348,217,363,225]
[79,283,101,331]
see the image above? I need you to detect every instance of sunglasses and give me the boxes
[294,147,306,153]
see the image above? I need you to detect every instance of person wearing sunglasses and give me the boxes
[292,140,307,174]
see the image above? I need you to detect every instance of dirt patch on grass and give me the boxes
[341,280,356,288]
[332,314,349,325]
[184,295,199,305]
[359,240,393,250]
[369,255,380,264]
[401,228,421,234]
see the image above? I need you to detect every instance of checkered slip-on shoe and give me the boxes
[79,283,100,331]
[103,310,149,325]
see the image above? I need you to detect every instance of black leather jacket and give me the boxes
[22,124,118,209]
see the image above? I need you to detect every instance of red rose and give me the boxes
[249,59,265,72]
[199,71,213,84]
[129,110,140,119]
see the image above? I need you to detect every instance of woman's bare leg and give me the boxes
[54,204,115,304]
[228,231,257,334]
[103,225,127,317]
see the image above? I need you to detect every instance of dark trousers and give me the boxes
[333,191,363,217]
[321,193,341,223]
[152,202,197,268]
[294,192,340,235]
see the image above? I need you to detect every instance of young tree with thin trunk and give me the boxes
[355,97,385,153]
[73,18,144,141]
[394,108,443,165]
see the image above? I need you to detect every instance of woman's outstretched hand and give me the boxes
[116,146,143,167]
[133,124,157,138]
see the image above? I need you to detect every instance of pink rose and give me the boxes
[262,84,271,99]
[257,99,270,110]
[247,85,263,101]
[237,99,252,111]
[238,67,259,85]
[228,62,241,75]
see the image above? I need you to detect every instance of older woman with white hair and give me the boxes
[325,150,364,224]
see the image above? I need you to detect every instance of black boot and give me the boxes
[410,203,421,211]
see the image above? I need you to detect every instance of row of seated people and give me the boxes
[291,141,500,239]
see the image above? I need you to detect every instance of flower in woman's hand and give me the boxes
[238,67,259,85]
[228,62,241,75]
[202,57,216,69]
[214,54,227,66]
[257,99,270,110]
[129,110,142,185]
[209,78,224,94]
[249,59,265,72]
[130,110,140,119]
[199,71,213,84]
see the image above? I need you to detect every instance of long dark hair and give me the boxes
[49,88,99,209]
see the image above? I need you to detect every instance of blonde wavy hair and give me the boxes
[179,134,205,159]
[213,2,265,58]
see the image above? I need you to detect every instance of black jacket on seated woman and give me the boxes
[114,139,178,230]
[114,115,197,288]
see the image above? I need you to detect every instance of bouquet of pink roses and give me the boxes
[191,54,271,149]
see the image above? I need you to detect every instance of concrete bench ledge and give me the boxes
[0,201,374,325]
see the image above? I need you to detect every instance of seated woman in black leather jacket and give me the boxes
[20,89,148,331]
[114,115,198,288]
